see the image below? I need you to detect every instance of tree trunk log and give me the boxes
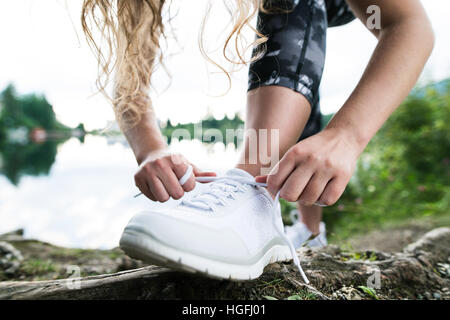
[0,227,449,300]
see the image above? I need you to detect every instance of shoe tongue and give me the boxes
[225,168,254,180]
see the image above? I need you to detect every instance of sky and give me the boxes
[0,0,449,131]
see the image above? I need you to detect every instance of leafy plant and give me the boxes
[324,79,450,240]
[358,286,379,300]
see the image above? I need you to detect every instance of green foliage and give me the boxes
[0,84,76,185]
[0,84,68,132]
[325,79,450,240]
[0,84,23,128]
[161,113,244,146]
[287,291,318,300]
[358,286,379,300]
[340,249,378,262]
[20,259,56,277]
[160,80,449,240]
[321,113,334,129]
[0,141,57,185]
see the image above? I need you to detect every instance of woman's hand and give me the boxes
[135,150,216,202]
[256,128,363,206]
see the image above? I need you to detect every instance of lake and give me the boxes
[0,135,241,249]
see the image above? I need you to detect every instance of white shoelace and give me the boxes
[180,175,267,211]
[135,165,309,284]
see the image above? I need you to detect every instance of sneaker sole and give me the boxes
[119,228,291,281]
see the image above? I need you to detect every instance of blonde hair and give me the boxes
[81,0,290,129]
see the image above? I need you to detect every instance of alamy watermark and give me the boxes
[66,265,81,290]
[366,5,381,30]
[169,122,280,175]
[366,265,381,289]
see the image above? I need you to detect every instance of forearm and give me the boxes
[327,8,434,152]
[123,108,167,165]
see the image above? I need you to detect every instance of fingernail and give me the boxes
[314,201,327,207]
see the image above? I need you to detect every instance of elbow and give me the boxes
[415,20,435,61]
[381,17,435,56]
[424,21,435,57]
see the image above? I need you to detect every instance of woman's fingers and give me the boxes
[266,149,297,196]
[298,170,333,206]
[318,176,348,206]
[279,166,314,202]
[195,171,217,177]
[134,175,156,201]
[193,164,216,176]
[144,182,157,201]
[255,175,268,183]
[170,159,195,192]
[147,175,170,202]
[192,164,216,184]
[135,154,212,202]
[180,174,196,191]
[157,168,185,200]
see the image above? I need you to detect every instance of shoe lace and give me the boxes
[189,171,309,284]
[180,176,267,211]
[134,165,309,284]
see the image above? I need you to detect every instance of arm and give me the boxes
[328,0,435,150]
[262,0,434,206]
[116,28,214,202]
[123,110,167,165]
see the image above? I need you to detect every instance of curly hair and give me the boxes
[81,0,292,129]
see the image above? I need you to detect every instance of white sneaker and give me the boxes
[120,168,308,282]
[285,210,327,248]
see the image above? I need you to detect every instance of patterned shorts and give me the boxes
[248,0,355,140]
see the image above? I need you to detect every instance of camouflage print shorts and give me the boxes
[248,0,355,140]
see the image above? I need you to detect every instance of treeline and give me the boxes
[161,113,245,145]
[0,84,82,185]
[0,84,71,137]
[160,111,333,147]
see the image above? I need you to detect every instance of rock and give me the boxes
[433,292,441,299]
[0,242,24,275]
[331,286,364,300]
[0,229,25,242]
[436,263,450,277]
[117,256,145,271]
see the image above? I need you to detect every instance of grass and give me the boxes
[263,290,318,300]
[20,259,57,278]
[357,286,379,300]
[340,250,378,262]
[279,195,450,246]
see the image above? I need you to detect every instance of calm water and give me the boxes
[0,135,240,249]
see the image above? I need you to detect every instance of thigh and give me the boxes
[325,0,356,27]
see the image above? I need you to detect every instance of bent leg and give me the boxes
[238,0,330,235]
[298,203,322,235]
[239,0,327,177]
[236,86,311,177]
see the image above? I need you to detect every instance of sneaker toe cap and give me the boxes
[122,211,251,262]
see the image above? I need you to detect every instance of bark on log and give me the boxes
[0,227,449,300]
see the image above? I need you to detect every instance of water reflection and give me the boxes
[0,86,255,249]
[0,140,58,185]
[0,134,239,249]
[0,83,86,185]
[0,136,79,185]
